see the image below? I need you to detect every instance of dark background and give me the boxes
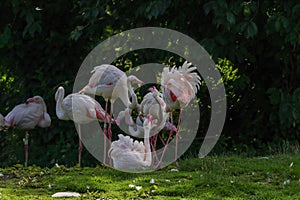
[0,0,299,167]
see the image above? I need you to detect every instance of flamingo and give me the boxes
[3,96,51,167]
[161,61,201,163]
[55,86,111,166]
[80,64,143,164]
[116,87,170,138]
[115,87,176,165]
[108,114,153,172]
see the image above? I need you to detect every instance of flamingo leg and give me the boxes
[24,131,29,167]
[150,134,159,165]
[108,102,114,167]
[77,124,82,167]
[174,109,183,166]
[103,99,109,165]
[156,124,176,169]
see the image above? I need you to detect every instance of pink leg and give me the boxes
[108,102,114,167]
[150,134,159,164]
[24,131,29,167]
[174,109,183,166]
[156,123,176,169]
[103,99,109,165]
[77,124,82,167]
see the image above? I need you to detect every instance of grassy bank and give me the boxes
[0,154,300,199]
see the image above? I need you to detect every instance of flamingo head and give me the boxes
[127,75,143,85]
[115,108,132,126]
[143,114,153,129]
[26,96,44,104]
[148,86,158,93]
[55,86,65,102]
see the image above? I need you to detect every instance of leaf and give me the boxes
[279,101,293,126]
[25,13,34,24]
[69,26,84,41]
[226,11,235,24]
[281,17,290,30]
[203,1,216,16]
[266,88,281,105]
[292,88,300,103]
[0,26,12,48]
[292,4,300,16]
[246,21,258,37]
[201,38,216,53]
[243,5,251,17]
[275,19,281,32]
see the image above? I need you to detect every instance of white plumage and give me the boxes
[109,114,153,172]
[161,61,201,111]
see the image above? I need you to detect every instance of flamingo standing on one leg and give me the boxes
[80,64,143,165]
[108,114,153,172]
[55,86,111,166]
[3,96,51,167]
[161,61,201,164]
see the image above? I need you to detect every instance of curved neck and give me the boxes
[127,78,137,108]
[55,89,66,120]
[144,124,151,164]
[154,94,164,123]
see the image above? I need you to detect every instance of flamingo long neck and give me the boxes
[56,89,67,120]
[144,123,151,164]
[153,91,166,123]
[127,78,136,108]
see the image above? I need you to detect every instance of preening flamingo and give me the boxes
[80,64,143,164]
[161,61,201,163]
[115,87,176,166]
[108,114,153,172]
[3,96,51,167]
[116,87,169,138]
[55,86,110,166]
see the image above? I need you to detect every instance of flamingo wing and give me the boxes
[109,134,148,170]
[161,61,201,107]
[62,93,107,124]
[5,102,44,130]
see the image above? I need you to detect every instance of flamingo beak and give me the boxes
[148,86,157,92]
[78,86,86,94]
[26,97,35,104]
[134,78,144,85]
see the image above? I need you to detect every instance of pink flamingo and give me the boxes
[115,87,168,138]
[55,86,110,166]
[115,87,176,165]
[161,61,201,163]
[3,96,51,167]
[80,64,143,165]
[108,114,153,172]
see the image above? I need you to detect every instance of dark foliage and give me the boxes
[0,0,299,166]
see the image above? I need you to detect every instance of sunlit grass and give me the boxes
[0,154,299,199]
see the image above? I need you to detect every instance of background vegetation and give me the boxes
[0,0,299,167]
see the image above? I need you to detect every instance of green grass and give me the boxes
[0,154,300,199]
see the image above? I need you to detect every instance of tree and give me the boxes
[0,0,299,166]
